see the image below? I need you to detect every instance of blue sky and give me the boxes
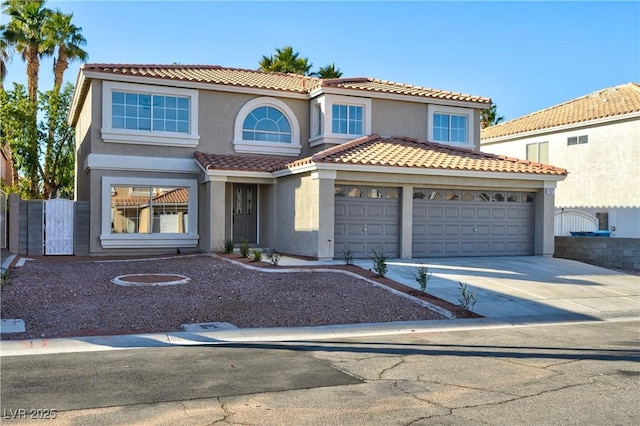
[2,1,639,121]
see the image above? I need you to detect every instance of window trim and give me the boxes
[567,135,588,146]
[101,81,200,147]
[309,94,372,146]
[100,177,199,248]
[233,97,301,156]
[427,104,474,148]
[526,141,549,163]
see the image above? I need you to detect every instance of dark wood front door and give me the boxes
[233,184,257,243]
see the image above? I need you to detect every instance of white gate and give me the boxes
[554,209,598,236]
[45,198,74,255]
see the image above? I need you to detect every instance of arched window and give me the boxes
[234,97,301,156]
[242,106,292,143]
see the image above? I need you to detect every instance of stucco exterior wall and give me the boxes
[198,91,311,157]
[272,173,320,257]
[371,99,427,139]
[482,118,640,208]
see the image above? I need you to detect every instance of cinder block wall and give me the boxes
[555,236,640,270]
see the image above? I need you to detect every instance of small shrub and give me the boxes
[251,249,262,262]
[342,249,353,265]
[239,239,250,258]
[370,249,388,277]
[221,239,234,254]
[457,281,477,312]
[413,263,431,293]
[1,269,11,287]
[265,250,281,266]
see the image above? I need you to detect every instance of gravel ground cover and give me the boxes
[1,254,447,340]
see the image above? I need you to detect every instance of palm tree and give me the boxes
[1,0,53,102]
[481,104,505,129]
[259,46,312,75]
[313,63,343,79]
[44,10,88,90]
[0,37,9,90]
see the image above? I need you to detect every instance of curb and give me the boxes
[2,314,638,357]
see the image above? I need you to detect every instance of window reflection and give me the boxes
[111,186,189,234]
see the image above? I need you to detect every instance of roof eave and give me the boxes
[481,111,640,143]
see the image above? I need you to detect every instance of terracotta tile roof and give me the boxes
[111,188,189,207]
[196,136,566,176]
[79,63,489,104]
[322,77,491,104]
[482,82,640,139]
[298,135,566,175]
[194,152,294,173]
[153,188,188,204]
[83,63,319,93]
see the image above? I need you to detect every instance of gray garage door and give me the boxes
[334,185,400,259]
[413,188,535,257]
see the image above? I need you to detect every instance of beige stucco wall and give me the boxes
[198,91,311,157]
[271,173,321,257]
[371,99,428,139]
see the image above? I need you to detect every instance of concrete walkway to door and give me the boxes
[279,256,640,323]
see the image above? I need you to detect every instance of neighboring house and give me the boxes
[1,144,12,186]
[481,83,640,238]
[68,64,566,259]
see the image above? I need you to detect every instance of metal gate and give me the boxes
[554,209,598,236]
[45,198,74,255]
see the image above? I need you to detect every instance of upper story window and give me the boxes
[332,104,363,135]
[233,97,301,156]
[102,81,199,147]
[433,113,467,143]
[310,95,371,147]
[427,104,474,148]
[242,106,292,143]
[526,141,549,163]
[568,135,588,146]
[112,92,190,133]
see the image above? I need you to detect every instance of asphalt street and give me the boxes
[2,319,639,425]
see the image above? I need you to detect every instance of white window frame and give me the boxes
[526,141,549,163]
[567,135,588,146]
[310,94,372,147]
[233,97,301,156]
[427,104,474,148]
[100,177,199,248]
[101,81,200,147]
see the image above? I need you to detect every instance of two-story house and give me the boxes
[68,64,566,259]
[481,83,640,238]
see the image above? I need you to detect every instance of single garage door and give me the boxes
[334,185,400,258]
[413,188,535,257]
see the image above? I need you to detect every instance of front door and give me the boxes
[233,184,257,243]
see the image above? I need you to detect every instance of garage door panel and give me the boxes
[477,208,491,219]
[461,207,475,219]
[492,208,506,219]
[428,224,443,236]
[334,186,400,258]
[460,225,475,236]
[366,205,384,217]
[348,204,366,218]
[429,207,444,218]
[412,190,535,257]
[506,208,521,219]
[444,207,460,219]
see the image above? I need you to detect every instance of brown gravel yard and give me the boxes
[1,254,450,340]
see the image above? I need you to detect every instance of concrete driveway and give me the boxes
[358,256,640,322]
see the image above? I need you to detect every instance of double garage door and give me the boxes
[334,186,535,258]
